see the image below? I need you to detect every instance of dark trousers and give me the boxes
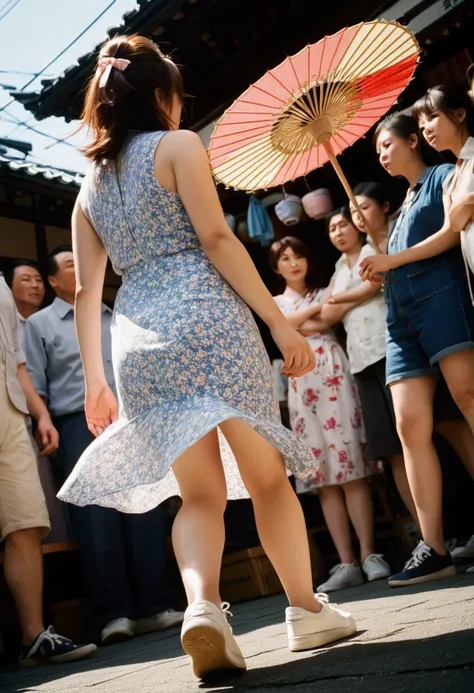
[54,411,172,629]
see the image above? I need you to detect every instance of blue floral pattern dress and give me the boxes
[58,131,316,513]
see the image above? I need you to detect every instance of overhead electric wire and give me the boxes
[0,69,54,77]
[0,113,76,147]
[0,0,117,118]
[0,0,22,23]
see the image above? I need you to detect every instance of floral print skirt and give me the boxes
[58,252,318,514]
[289,334,373,491]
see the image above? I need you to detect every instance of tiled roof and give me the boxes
[11,0,185,122]
[0,154,83,189]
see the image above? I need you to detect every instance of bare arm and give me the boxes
[165,130,314,377]
[168,131,287,330]
[16,364,58,455]
[71,200,109,389]
[286,304,322,329]
[330,281,381,306]
[17,363,50,421]
[361,195,460,279]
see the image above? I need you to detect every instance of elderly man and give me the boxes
[0,270,96,665]
[23,245,182,645]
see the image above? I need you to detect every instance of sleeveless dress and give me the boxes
[58,131,316,513]
[274,287,369,492]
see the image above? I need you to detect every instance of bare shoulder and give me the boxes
[160,129,204,156]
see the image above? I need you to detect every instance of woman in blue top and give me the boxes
[359,113,474,587]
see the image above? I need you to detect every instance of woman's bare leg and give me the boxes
[440,350,474,442]
[220,418,322,613]
[390,376,445,555]
[171,430,227,607]
[342,478,375,562]
[388,452,420,529]
[318,485,355,564]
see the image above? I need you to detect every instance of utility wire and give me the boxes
[0,0,22,23]
[0,113,76,147]
[0,0,117,116]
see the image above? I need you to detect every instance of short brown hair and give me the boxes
[81,35,184,162]
[269,236,322,292]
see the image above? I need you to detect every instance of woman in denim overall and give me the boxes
[362,87,474,576]
[359,113,474,587]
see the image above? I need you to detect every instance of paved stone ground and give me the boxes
[2,572,474,693]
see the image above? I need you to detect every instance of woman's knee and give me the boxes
[395,406,431,445]
[245,459,290,499]
[448,382,474,414]
[180,488,227,516]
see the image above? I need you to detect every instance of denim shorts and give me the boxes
[386,257,474,385]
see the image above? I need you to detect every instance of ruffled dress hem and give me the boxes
[58,396,316,514]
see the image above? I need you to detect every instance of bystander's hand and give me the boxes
[36,414,59,456]
[359,252,393,281]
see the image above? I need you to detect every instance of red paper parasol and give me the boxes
[208,20,420,248]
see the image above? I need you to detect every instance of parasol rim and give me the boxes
[208,19,420,192]
[208,18,418,153]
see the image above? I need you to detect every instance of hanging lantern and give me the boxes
[275,194,303,226]
[302,189,333,220]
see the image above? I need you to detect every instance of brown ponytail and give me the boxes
[81,35,183,163]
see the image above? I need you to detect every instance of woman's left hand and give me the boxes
[85,384,119,438]
[360,254,394,281]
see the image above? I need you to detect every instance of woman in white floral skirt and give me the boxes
[271,236,389,591]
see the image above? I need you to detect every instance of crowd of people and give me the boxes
[1,247,184,666]
[271,76,474,593]
[0,32,473,681]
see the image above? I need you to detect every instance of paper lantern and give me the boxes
[302,189,333,220]
[275,195,303,226]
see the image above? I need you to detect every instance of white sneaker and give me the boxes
[466,566,474,573]
[451,535,474,560]
[317,564,364,592]
[181,601,246,679]
[286,594,357,652]
[134,609,184,635]
[101,618,135,645]
[362,554,391,582]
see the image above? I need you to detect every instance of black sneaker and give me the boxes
[19,626,97,666]
[389,541,456,587]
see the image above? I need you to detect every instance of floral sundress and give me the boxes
[275,287,370,491]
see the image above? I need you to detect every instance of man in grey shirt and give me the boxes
[0,271,96,665]
[24,246,182,644]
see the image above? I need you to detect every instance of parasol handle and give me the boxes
[322,141,382,255]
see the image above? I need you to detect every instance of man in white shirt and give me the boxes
[0,271,96,666]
